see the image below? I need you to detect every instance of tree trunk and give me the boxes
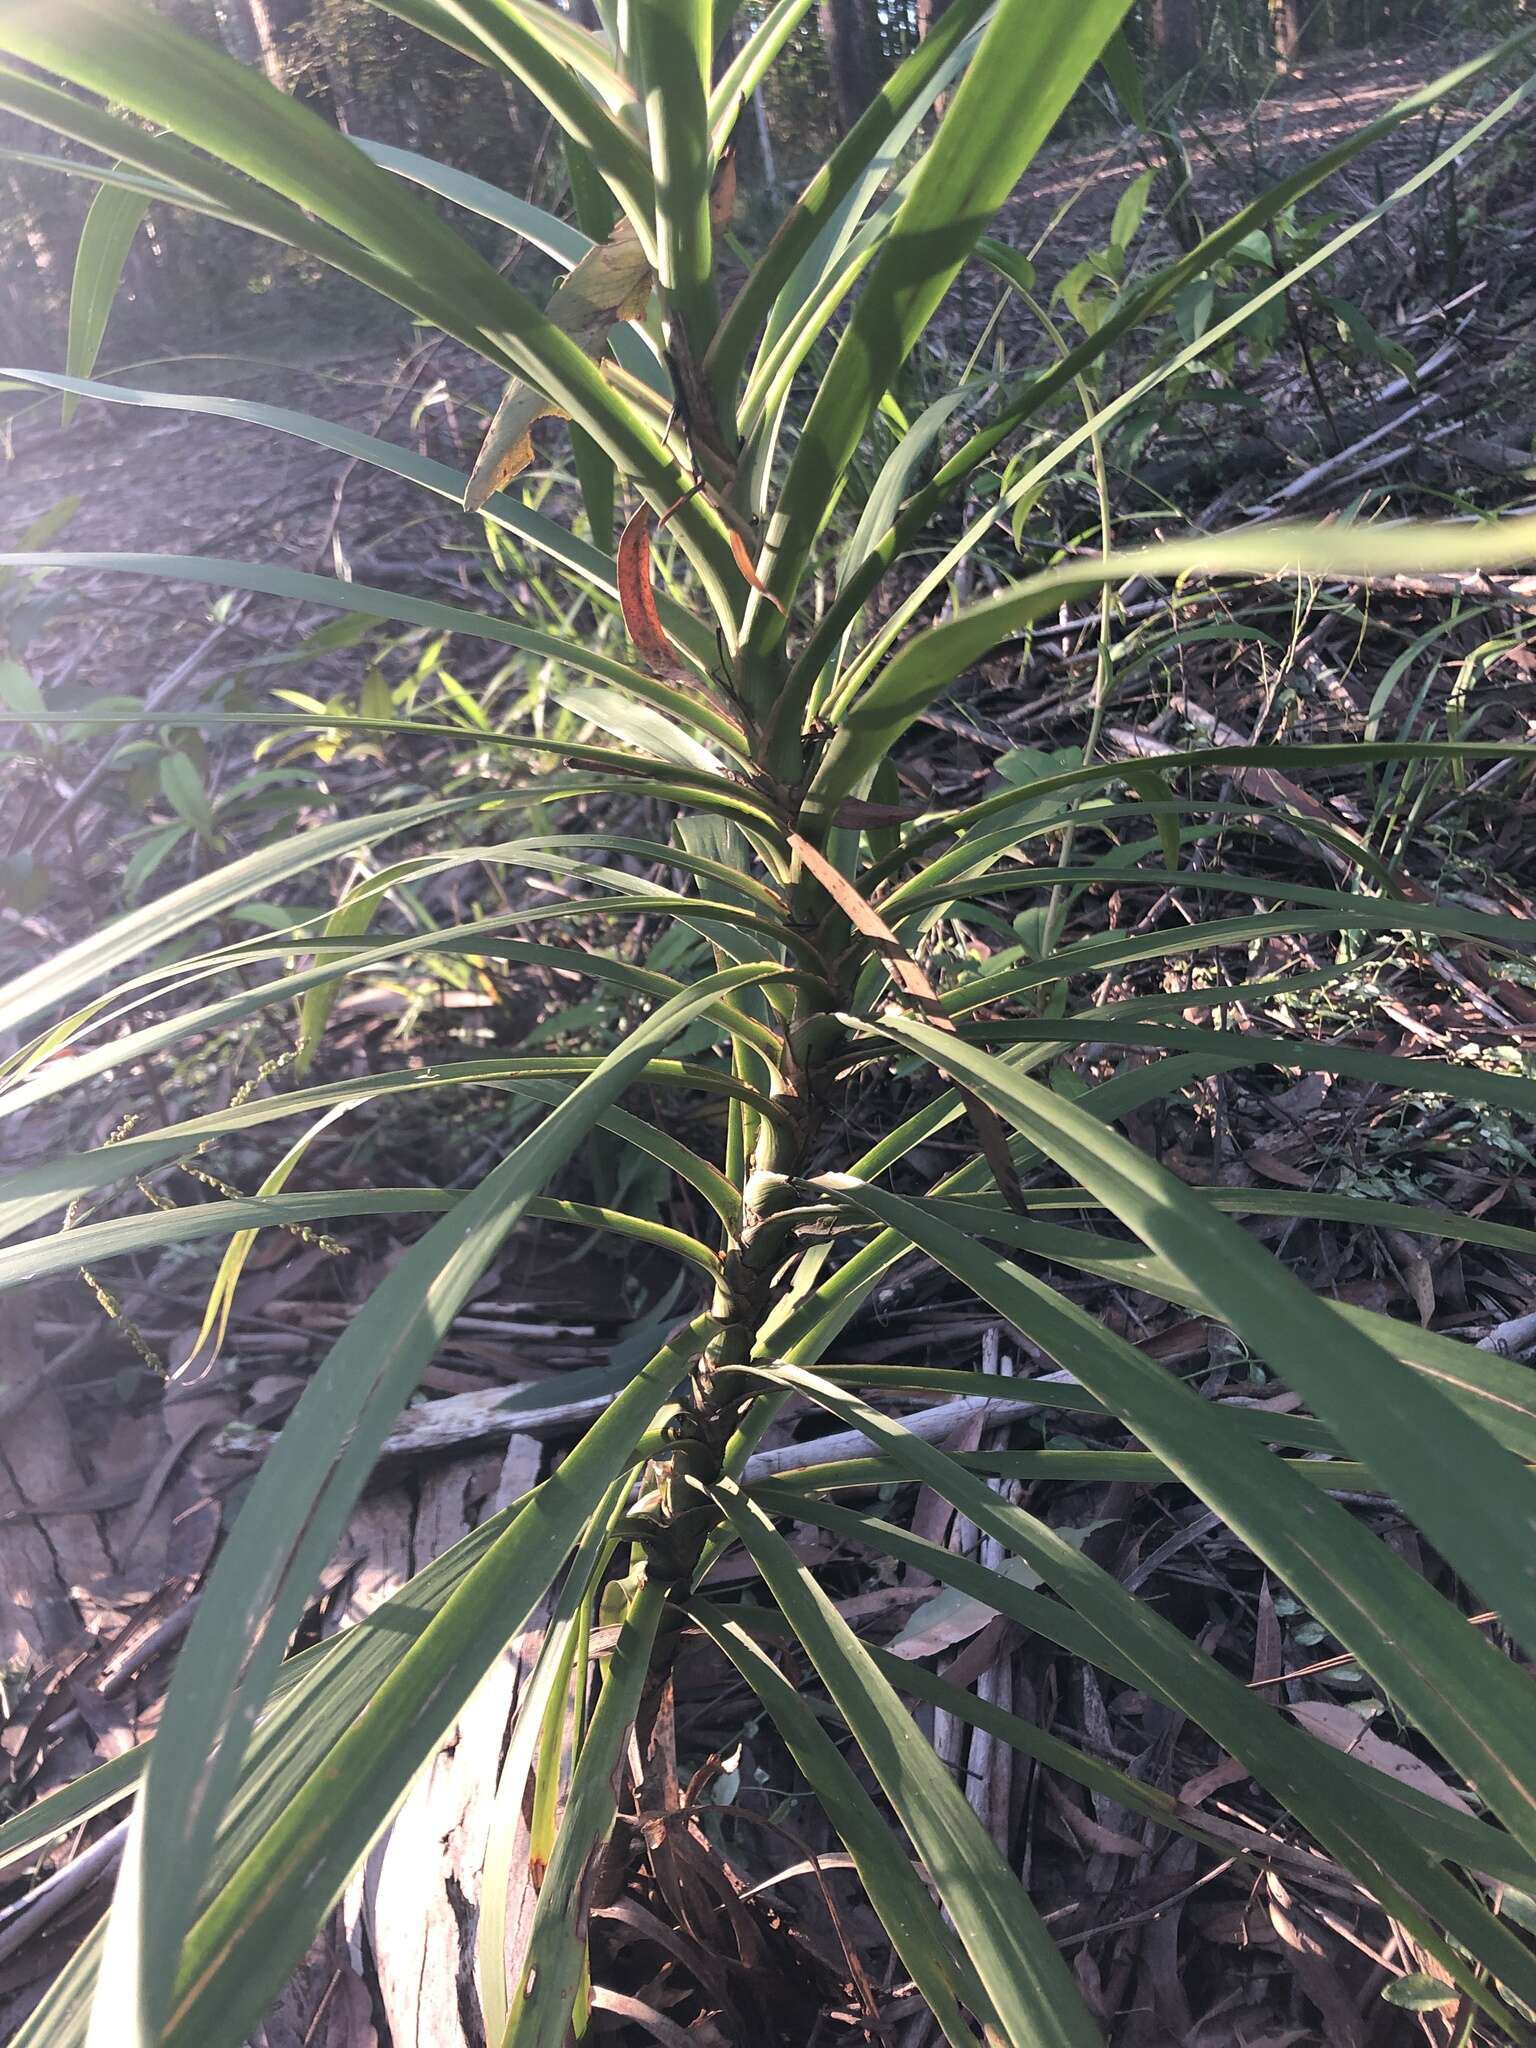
[1272,0,1308,64]
[1149,0,1200,87]
[916,0,952,117]
[244,0,337,115]
[210,0,264,68]
[818,0,881,136]
[1,168,61,358]
[719,7,780,205]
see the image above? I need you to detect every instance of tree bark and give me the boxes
[1149,0,1200,86]
[916,0,952,118]
[1272,0,1308,64]
[818,0,882,136]
[720,6,779,204]
[244,0,338,115]
[1,167,62,358]
[210,0,264,67]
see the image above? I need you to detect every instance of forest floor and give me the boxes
[4,41,1536,2048]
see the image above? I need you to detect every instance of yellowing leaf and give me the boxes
[465,216,654,510]
[464,160,737,511]
[182,1101,358,1377]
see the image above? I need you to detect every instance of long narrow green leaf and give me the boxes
[837,383,982,595]
[0,366,658,618]
[0,1147,726,1270]
[0,144,207,215]
[475,1479,628,2044]
[0,65,444,316]
[892,1201,1536,1461]
[841,65,1529,713]
[15,709,787,843]
[374,0,652,229]
[860,1626,1536,1895]
[691,1601,994,2048]
[0,3,739,606]
[0,1752,143,1880]
[707,0,816,146]
[0,791,485,1044]
[754,1054,1216,1373]
[786,32,1535,702]
[854,909,1518,1049]
[0,551,728,722]
[541,675,742,765]
[799,1443,1385,1491]
[1196,1183,1536,1259]
[185,1103,359,1373]
[704,0,993,406]
[874,1010,1536,1556]
[813,1362,1342,1451]
[402,0,633,111]
[745,1395,1536,2026]
[633,0,718,361]
[166,1451,669,2043]
[506,1080,741,1228]
[0,1467,575,1906]
[913,878,1531,971]
[820,1037,1536,1846]
[350,136,674,402]
[513,831,788,914]
[496,0,633,107]
[355,134,590,262]
[500,1578,668,2048]
[737,173,913,454]
[0,2,530,325]
[0,1153,736,1298]
[0,908,789,1130]
[0,64,679,541]
[944,1017,1536,1121]
[860,737,1536,888]
[814,515,1536,798]
[0,1046,753,1242]
[60,174,146,425]
[85,967,766,2048]
[746,0,1131,691]
[756,1489,1536,1906]
[714,1480,1104,2047]
[881,789,1397,916]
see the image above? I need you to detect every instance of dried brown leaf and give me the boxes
[1287,1700,1474,1813]
[617,502,692,680]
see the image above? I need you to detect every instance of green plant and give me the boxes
[4,4,1536,2042]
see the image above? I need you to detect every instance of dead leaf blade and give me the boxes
[618,503,691,681]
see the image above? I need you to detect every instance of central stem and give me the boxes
[632,701,845,1604]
